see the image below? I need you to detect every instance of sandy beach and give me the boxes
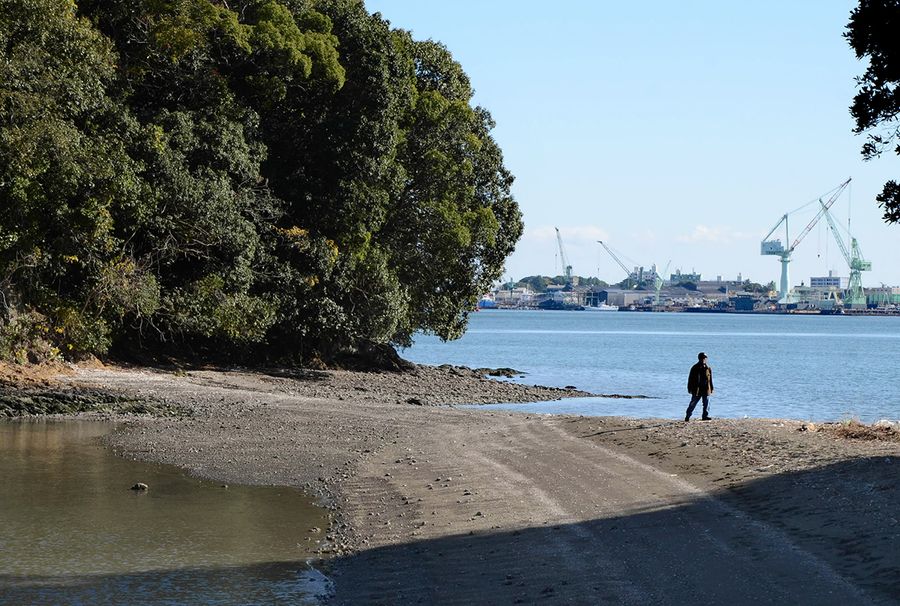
[5,363,899,605]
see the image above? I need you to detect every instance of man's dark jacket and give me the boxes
[687,362,714,396]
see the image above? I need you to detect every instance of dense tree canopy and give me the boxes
[847,0,900,223]
[0,0,522,365]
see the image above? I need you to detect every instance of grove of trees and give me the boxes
[0,0,522,366]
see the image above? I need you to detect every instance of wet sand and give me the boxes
[32,365,900,604]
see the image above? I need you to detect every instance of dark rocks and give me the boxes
[0,387,185,418]
[476,367,524,378]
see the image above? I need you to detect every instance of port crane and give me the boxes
[820,201,871,308]
[654,260,672,306]
[598,240,638,288]
[555,227,574,286]
[598,241,661,290]
[598,240,630,278]
[760,178,851,304]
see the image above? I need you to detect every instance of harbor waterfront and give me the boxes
[404,309,900,423]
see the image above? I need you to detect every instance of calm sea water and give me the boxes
[403,310,900,422]
[0,420,330,605]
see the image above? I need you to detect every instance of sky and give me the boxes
[365,0,899,287]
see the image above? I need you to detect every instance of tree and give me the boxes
[387,37,521,344]
[846,0,900,223]
[517,276,552,293]
[1,0,523,365]
[0,0,151,355]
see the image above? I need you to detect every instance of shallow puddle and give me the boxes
[0,419,331,605]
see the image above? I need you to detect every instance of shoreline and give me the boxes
[3,363,898,604]
[484,306,900,316]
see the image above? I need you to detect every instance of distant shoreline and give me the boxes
[484,306,900,316]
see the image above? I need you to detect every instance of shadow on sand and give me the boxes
[326,456,898,605]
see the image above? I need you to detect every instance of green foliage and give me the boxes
[0,309,60,364]
[742,280,774,294]
[846,0,900,222]
[517,276,554,293]
[0,0,140,358]
[0,0,523,365]
[514,276,608,293]
[170,275,276,343]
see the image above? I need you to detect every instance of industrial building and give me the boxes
[810,272,849,290]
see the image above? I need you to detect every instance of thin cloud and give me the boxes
[523,225,609,243]
[677,225,758,244]
[630,229,658,243]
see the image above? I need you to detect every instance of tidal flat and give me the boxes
[2,363,897,605]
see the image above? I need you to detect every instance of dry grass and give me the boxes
[0,360,74,388]
[821,419,900,442]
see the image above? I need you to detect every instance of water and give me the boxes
[0,420,331,605]
[403,310,900,422]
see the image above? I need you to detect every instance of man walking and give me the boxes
[685,352,713,421]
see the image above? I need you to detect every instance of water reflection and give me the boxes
[0,420,330,605]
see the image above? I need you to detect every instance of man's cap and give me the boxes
[698,352,708,360]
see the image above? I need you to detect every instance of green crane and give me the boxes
[654,260,671,306]
[819,201,871,309]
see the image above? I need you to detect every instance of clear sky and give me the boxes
[365,0,899,287]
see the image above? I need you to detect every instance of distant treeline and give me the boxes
[0,0,522,366]
[510,276,773,294]
[511,276,609,293]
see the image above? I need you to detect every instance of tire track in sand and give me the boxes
[331,413,880,605]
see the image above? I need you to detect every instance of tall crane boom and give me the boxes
[598,240,630,277]
[820,201,871,308]
[554,227,573,284]
[789,178,851,253]
[761,178,851,304]
[820,202,852,265]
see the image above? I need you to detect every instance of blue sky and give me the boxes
[365,0,899,286]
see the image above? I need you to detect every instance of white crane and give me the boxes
[761,178,851,304]
[555,227,573,286]
[598,240,631,281]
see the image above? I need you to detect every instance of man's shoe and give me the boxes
[701,416,712,421]
[684,415,691,422]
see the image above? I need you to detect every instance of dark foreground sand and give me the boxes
[22,365,900,604]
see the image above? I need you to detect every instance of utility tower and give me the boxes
[820,202,871,308]
[760,178,851,304]
[555,227,574,286]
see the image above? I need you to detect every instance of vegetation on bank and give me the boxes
[0,0,522,367]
